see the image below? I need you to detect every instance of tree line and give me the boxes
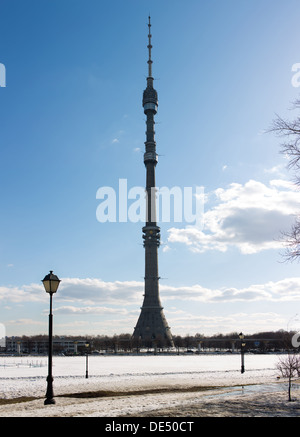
[9,330,298,353]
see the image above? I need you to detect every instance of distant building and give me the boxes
[4,337,88,354]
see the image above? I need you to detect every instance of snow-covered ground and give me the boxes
[0,354,299,417]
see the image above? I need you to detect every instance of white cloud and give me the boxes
[269,179,296,189]
[167,179,300,254]
[2,277,300,336]
[53,305,129,316]
[57,278,142,305]
[0,278,142,306]
[6,318,44,326]
[160,277,300,303]
[166,311,286,336]
[264,164,286,177]
[0,283,46,303]
[2,276,300,308]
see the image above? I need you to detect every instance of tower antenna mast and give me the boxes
[132,17,173,347]
[147,15,153,78]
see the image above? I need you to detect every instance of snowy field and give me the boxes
[0,354,299,417]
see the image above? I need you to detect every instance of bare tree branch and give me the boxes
[277,353,300,401]
[270,100,300,261]
[280,219,300,262]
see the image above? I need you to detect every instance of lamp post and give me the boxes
[239,332,245,374]
[42,270,60,405]
[85,342,89,379]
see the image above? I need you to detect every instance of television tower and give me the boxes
[132,17,173,346]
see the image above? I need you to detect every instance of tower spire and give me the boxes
[147,15,153,78]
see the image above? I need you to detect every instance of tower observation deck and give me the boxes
[132,17,173,347]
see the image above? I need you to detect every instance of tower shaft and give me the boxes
[133,17,173,346]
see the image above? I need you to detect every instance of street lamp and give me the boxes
[85,342,89,378]
[239,332,246,374]
[42,270,60,405]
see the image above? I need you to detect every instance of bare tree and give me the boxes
[276,353,300,401]
[270,99,300,261]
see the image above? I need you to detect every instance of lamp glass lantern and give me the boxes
[42,270,61,294]
[239,332,246,347]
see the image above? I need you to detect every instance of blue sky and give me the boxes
[1,0,300,338]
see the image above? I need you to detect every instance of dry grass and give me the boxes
[0,385,225,405]
[0,397,38,405]
[56,385,221,399]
